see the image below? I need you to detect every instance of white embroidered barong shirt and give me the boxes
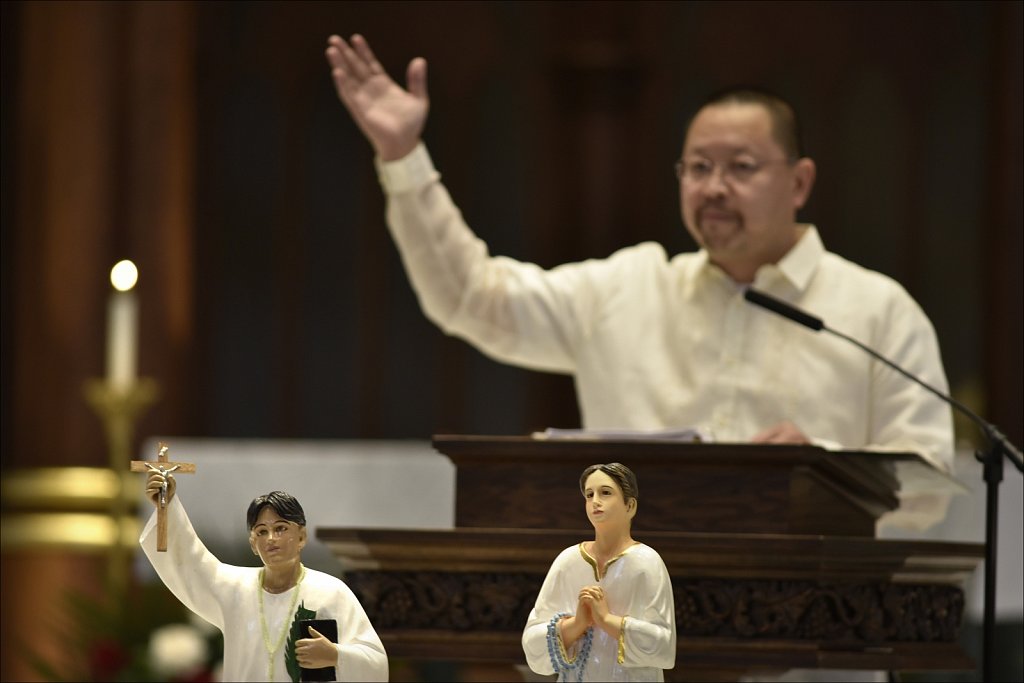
[375,144,956,527]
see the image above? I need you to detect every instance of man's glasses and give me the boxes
[675,157,793,185]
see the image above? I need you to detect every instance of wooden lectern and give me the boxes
[318,436,981,681]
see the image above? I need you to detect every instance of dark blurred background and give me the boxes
[1,1,1021,680]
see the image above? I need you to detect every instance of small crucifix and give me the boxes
[130,441,196,551]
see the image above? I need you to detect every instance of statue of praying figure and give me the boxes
[522,463,677,681]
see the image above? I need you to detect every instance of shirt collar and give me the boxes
[694,224,825,294]
[763,224,824,293]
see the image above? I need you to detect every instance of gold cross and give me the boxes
[130,441,196,551]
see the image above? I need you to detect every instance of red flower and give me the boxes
[174,668,216,683]
[88,638,130,681]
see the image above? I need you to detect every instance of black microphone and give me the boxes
[743,287,824,331]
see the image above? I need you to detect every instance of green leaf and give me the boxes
[285,601,317,683]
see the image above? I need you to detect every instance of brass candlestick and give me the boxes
[83,377,160,589]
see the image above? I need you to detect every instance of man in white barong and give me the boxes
[523,463,676,681]
[323,34,955,533]
[140,470,388,682]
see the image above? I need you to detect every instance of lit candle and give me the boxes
[107,260,139,390]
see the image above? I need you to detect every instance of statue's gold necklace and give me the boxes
[258,564,306,682]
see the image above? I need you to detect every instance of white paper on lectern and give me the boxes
[531,427,714,442]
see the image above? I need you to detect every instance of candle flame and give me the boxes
[110,260,138,292]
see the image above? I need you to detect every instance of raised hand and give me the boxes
[325,34,429,161]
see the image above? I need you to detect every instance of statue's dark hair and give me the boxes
[246,491,306,530]
[579,462,639,505]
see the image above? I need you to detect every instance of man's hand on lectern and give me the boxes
[751,420,811,445]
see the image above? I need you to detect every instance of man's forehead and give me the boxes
[693,101,773,126]
[684,141,760,157]
[685,103,777,151]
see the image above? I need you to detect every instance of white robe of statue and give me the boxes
[140,496,388,682]
[523,543,676,681]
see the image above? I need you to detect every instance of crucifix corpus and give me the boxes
[130,441,196,551]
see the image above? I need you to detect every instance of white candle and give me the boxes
[107,260,139,390]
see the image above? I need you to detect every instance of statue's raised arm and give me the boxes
[325,34,429,161]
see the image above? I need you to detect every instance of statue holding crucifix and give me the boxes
[135,442,388,682]
[130,442,196,551]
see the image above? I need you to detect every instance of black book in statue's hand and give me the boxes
[299,619,338,682]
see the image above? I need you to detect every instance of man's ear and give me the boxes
[791,157,816,211]
[627,498,638,519]
[249,535,259,555]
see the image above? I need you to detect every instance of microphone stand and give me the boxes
[744,288,1023,681]
[976,425,1023,683]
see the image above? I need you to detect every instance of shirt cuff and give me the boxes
[374,142,439,194]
